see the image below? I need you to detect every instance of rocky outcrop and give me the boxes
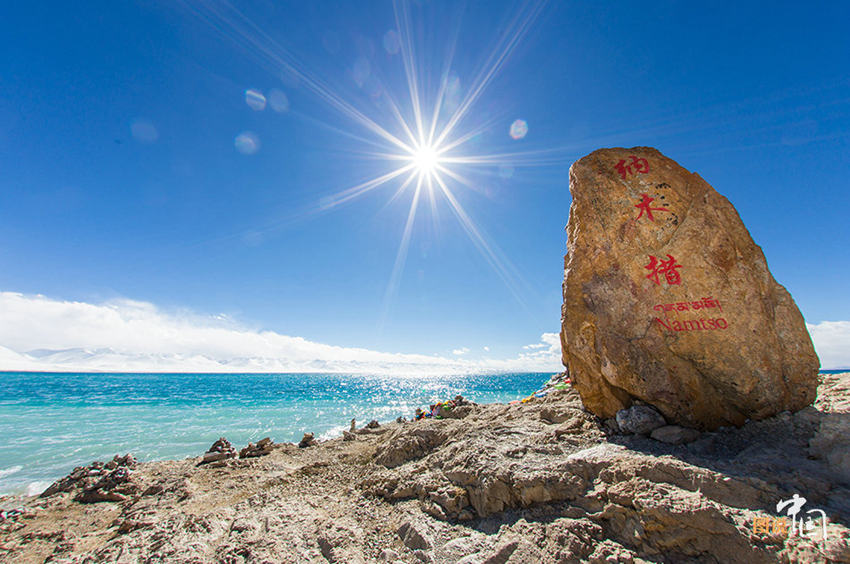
[4,375,848,563]
[40,454,137,499]
[808,372,850,485]
[560,147,820,429]
[363,379,850,562]
[374,426,452,468]
[432,396,475,419]
[75,466,138,503]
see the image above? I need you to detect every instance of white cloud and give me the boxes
[8,291,838,374]
[0,292,564,374]
[807,321,850,369]
[517,332,562,367]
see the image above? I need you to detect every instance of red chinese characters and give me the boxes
[645,254,682,286]
[634,193,669,222]
[615,155,650,179]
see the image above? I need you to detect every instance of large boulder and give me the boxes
[560,147,819,429]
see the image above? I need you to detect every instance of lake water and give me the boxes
[0,371,549,496]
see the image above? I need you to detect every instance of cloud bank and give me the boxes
[807,321,850,370]
[1,292,844,374]
[0,292,563,374]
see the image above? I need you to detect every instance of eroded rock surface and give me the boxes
[2,374,848,563]
[560,147,819,429]
[39,454,137,500]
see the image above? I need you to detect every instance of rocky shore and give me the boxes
[0,372,847,563]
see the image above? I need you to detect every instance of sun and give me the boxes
[410,144,441,177]
[186,0,548,319]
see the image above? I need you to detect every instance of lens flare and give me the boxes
[509,119,528,140]
[245,89,266,111]
[268,89,289,112]
[234,132,260,155]
[185,0,557,317]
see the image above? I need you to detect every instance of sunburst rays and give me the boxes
[183,0,558,321]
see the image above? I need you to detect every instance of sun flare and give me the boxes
[410,144,441,177]
[187,0,548,319]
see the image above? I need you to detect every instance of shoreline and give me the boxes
[0,369,839,500]
[0,373,848,562]
[0,372,550,499]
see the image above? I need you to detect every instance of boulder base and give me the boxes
[560,147,819,429]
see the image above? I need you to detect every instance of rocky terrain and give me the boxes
[0,373,847,563]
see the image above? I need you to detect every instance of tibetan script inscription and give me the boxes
[652,296,728,332]
[653,296,722,314]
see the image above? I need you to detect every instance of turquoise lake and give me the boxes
[0,372,548,496]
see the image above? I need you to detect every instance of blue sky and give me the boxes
[1,1,849,369]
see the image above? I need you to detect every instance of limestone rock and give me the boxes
[808,414,850,485]
[239,437,274,458]
[650,424,701,445]
[615,405,666,435]
[75,466,138,503]
[374,426,451,468]
[560,147,819,429]
[587,539,639,563]
[434,534,491,562]
[378,548,400,562]
[6,376,850,564]
[40,454,137,498]
[397,520,432,550]
[199,437,237,465]
[298,432,317,448]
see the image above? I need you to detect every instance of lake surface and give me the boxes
[0,371,548,496]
